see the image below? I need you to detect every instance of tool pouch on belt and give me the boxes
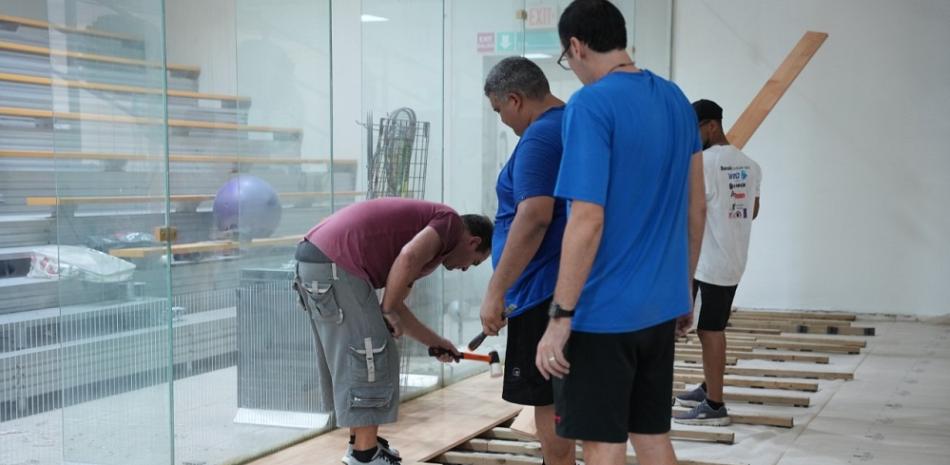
[293,263,344,324]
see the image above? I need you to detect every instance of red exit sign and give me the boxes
[526,5,556,29]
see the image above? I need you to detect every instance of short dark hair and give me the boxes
[484,56,551,101]
[461,214,493,253]
[558,0,627,53]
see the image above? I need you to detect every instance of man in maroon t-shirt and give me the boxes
[294,198,492,465]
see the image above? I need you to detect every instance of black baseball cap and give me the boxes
[692,99,723,121]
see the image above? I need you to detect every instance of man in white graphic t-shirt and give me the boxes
[674,99,761,427]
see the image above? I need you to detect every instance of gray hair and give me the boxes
[483,56,551,101]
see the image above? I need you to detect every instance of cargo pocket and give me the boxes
[348,337,390,384]
[295,276,343,324]
[349,384,393,410]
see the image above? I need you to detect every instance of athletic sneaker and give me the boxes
[342,437,400,465]
[342,446,401,465]
[674,384,707,407]
[673,399,731,426]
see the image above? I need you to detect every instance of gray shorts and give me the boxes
[294,259,400,428]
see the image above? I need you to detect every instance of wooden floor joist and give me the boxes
[732,309,856,322]
[675,371,819,392]
[730,317,853,328]
[723,365,854,381]
[726,326,783,335]
[729,320,875,336]
[674,388,810,408]
[676,346,829,364]
[695,333,867,349]
[672,406,794,428]
[676,352,739,365]
[447,437,733,465]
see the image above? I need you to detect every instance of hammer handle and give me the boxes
[427,347,491,363]
[467,304,516,351]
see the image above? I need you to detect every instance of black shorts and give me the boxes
[694,280,738,331]
[553,319,676,442]
[502,297,554,406]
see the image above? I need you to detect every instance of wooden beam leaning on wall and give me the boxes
[726,31,828,149]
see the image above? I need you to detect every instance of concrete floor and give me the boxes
[2,318,948,465]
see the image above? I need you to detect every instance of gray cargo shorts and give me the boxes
[294,256,399,428]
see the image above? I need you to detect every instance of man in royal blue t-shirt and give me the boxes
[479,56,574,465]
[535,2,707,465]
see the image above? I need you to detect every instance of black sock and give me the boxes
[700,382,707,392]
[352,446,378,463]
[706,399,725,410]
[352,435,389,448]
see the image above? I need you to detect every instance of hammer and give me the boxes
[428,347,502,378]
[467,304,516,351]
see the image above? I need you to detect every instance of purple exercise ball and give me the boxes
[213,175,282,239]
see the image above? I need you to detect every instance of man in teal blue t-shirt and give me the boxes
[534,2,707,465]
[479,56,573,465]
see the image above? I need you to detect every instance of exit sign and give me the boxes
[526,5,556,29]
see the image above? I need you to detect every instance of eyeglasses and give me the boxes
[557,48,571,70]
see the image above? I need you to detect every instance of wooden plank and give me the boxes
[687,333,866,349]
[0,40,199,75]
[726,31,828,149]
[0,14,144,42]
[723,365,853,381]
[757,335,866,348]
[0,106,300,134]
[675,352,738,365]
[676,346,828,364]
[450,441,732,465]
[109,234,302,259]
[505,409,733,445]
[670,429,734,445]
[673,388,810,408]
[752,339,861,354]
[729,320,875,336]
[0,71,248,102]
[0,149,357,166]
[672,406,793,428]
[246,373,522,465]
[726,326,782,335]
[731,317,853,327]
[733,309,856,322]
[674,371,819,392]
[26,191,364,206]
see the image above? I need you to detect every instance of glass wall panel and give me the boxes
[48,0,173,464]
[360,0,447,399]
[163,0,336,463]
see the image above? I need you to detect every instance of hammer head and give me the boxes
[488,350,502,378]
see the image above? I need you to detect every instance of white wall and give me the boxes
[672,0,950,316]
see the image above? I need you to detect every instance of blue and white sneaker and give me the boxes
[674,385,707,408]
[673,399,731,427]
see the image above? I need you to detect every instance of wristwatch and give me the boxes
[548,301,575,319]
